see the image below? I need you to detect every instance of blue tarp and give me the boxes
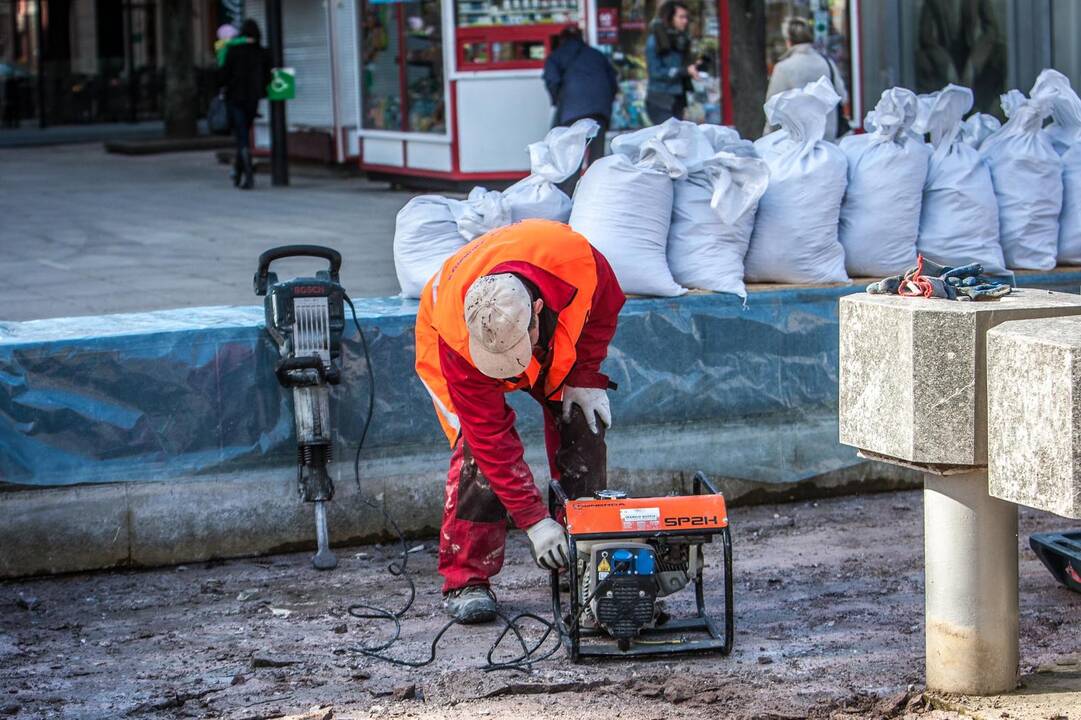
[3,270,1081,487]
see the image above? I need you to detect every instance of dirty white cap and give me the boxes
[464,274,533,379]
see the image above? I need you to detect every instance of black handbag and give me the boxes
[208,92,231,135]
[821,51,852,137]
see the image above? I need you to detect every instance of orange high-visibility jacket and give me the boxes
[416,220,618,445]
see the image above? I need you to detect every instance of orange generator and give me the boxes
[549,472,734,660]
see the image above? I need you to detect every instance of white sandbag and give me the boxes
[837,88,931,277]
[393,188,510,298]
[1033,68,1081,264]
[611,118,716,172]
[745,77,849,284]
[979,87,1062,270]
[570,135,687,296]
[960,113,1001,150]
[668,148,769,297]
[503,118,600,223]
[913,85,1008,277]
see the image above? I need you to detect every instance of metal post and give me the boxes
[125,0,137,123]
[924,469,1019,695]
[267,0,289,186]
[34,0,45,128]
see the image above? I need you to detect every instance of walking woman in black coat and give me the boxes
[219,19,272,189]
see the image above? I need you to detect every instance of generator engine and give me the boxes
[550,473,734,660]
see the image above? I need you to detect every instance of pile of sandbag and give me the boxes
[393,188,510,298]
[837,87,931,277]
[913,84,1008,277]
[980,85,1062,270]
[1032,69,1081,265]
[569,120,690,296]
[745,77,849,284]
[667,126,769,298]
[393,119,598,298]
[501,118,599,223]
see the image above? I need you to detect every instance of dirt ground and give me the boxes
[2,489,1079,720]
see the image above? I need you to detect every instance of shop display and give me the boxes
[746,78,849,284]
[456,0,580,27]
[362,0,445,134]
[980,87,1062,271]
[838,87,931,277]
[913,84,1008,278]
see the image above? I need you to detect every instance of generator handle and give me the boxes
[693,471,721,496]
[255,245,342,295]
[549,479,569,507]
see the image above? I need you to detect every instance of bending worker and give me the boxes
[415,219,625,623]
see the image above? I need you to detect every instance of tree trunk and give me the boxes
[162,0,198,138]
[727,0,767,140]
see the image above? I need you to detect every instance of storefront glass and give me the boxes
[909,0,1007,115]
[0,0,214,129]
[361,0,445,133]
[858,0,1010,121]
[595,0,721,130]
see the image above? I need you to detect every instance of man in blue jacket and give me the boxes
[543,26,618,189]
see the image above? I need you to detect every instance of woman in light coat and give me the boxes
[763,17,849,141]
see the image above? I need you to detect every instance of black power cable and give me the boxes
[340,295,579,673]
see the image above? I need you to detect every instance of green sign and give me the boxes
[268,67,296,101]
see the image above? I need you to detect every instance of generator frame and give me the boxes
[549,471,734,661]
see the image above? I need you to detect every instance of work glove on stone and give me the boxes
[526,517,569,570]
[562,386,611,435]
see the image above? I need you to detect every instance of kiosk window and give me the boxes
[361,0,446,133]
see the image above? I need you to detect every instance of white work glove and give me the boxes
[525,517,569,570]
[561,386,611,434]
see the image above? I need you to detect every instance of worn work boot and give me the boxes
[442,585,497,624]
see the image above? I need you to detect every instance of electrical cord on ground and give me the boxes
[340,294,579,673]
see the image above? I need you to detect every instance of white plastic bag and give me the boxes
[745,77,849,284]
[393,188,510,298]
[913,85,1008,277]
[1033,68,1081,264]
[668,147,769,297]
[960,113,1001,150]
[837,88,931,277]
[569,134,688,296]
[980,87,1063,270]
[503,118,600,223]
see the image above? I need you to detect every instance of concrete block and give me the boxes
[0,484,130,576]
[839,290,1081,466]
[988,317,1081,518]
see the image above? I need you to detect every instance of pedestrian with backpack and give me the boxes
[543,25,618,193]
[218,19,272,190]
[763,16,850,141]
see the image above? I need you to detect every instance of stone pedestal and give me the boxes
[839,291,1081,466]
[838,290,1081,696]
[987,317,1081,519]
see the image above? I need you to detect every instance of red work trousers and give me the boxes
[437,393,607,593]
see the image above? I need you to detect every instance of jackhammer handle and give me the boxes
[254,245,342,295]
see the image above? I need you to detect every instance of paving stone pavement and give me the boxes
[0,143,418,321]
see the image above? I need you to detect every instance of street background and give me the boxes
[2,144,408,321]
